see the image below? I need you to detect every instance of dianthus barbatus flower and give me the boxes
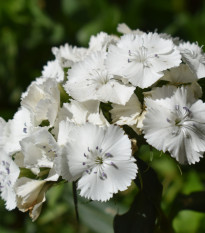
[64,51,135,105]
[65,123,137,201]
[179,41,205,79]
[143,87,205,164]
[106,32,181,88]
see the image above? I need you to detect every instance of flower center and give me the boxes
[128,47,151,68]
[95,156,104,164]
[88,69,112,86]
[82,146,118,180]
[166,105,195,137]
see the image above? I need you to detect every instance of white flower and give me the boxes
[0,150,20,210]
[143,87,205,164]
[54,113,108,182]
[179,41,205,79]
[64,51,135,105]
[106,33,181,88]
[21,78,60,126]
[42,59,65,82]
[65,123,137,201]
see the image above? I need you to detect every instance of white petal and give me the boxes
[0,150,20,210]
[42,59,65,82]
[21,78,60,126]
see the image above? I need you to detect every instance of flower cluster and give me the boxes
[1,23,205,221]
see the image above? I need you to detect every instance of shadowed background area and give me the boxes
[1,0,205,233]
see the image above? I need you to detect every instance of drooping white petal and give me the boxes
[161,64,197,83]
[110,93,142,126]
[15,177,49,221]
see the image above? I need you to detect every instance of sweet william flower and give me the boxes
[179,41,205,79]
[143,86,205,164]
[64,51,135,105]
[65,123,137,201]
[106,32,181,88]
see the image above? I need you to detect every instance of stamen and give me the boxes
[82,162,86,166]
[23,128,27,133]
[86,169,92,174]
[183,106,191,116]
[110,162,119,169]
[99,172,107,180]
[105,153,113,158]
[6,167,10,174]
[102,172,107,178]
[167,118,171,123]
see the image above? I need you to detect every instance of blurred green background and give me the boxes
[1,0,205,232]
